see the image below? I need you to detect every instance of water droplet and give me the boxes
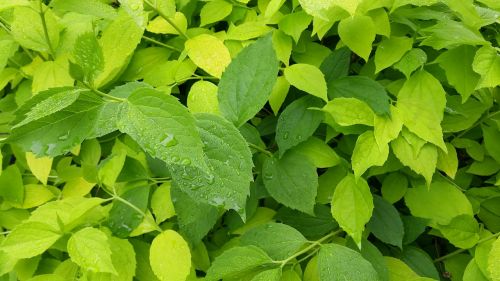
[296,135,302,140]
[171,155,180,162]
[160,133,177,147]
[206,173,215,184]
[283,132,289,140]
[130,3,140,10]
[264,172,273,180]
[58,131,70,140]
[180,158,191,165]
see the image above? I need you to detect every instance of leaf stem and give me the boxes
[248,143,273,157]
[87,86,125,102]
[142,35,182,52]
[452,110,500,140]
[38,0,55,59]
[112,195,163,232]
[143,0,189,39]
[434,231,500,263]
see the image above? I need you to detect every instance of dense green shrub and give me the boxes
[0,0,499,280]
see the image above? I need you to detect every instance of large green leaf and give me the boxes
[67,227,116,274]
[0,222,60,259]
[149,230,191,281]
[218,34,279,127]
[437,214,480,249]
[338,15,375,61]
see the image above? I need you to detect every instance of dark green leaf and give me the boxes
[107,185,150,238]
[367,195,404,248]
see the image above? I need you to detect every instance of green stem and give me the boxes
[112,195,162,232]
[434,231,500,263]
[38,0,55,59]
[248,143,273,157]
[143,0,189,39]
[88,86,125,102]
[453,110,500,140]
[0,231,11,235]
[142,35,182,52]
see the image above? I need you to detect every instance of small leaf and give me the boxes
[323,97,375,126]
[338,15,376,61]
[107,185,150,238]
[185,34,231,78]
[331,174,374,246]
[437,143,458,179]
[367,195,404,248]
[375,36,414,73]
[318,243,379,281]
[284,64,328,101]
[0,222,60,259]
[394,48,427,79]
[268,76,290,115]
[67,227,116,274]
[151,182,175,224]
[146,12,187,35]
[72,32,104,85]
[200,0,232,26]
[278,12,312,43]
[292,136,341,168]
[150,230,191,281]
[391,135,437,185]
[374,106,403,148]
[381,173,408,204]
[352,131,389,178]
[0,165,24,204]
[25,153,52,186]
[187,80,219,114]
[437,214,480,249]
[473,45,500,89]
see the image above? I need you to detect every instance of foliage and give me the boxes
[0,0,499,280]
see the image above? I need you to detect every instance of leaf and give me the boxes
[463,258,489,281]
[51,0,117,19]
[67,227,116,274]
[320,47,351,82]
[328,76,391,116]
[375,36,414,73]
[352,131,389,178]
[11,4,59,54]
[151,182,175,224]
[0,222,60,259]
[150,230,191,281]
[384,256,419,281]
[226,22,273,41]
[8,91,103,157]
[147,12,187,35]
[381,173,408,204]
[95,10,144,87]
[391,135,437,185]
[323,97,375,126]
[272,30,293,66]
[205,246,273,281]
[263,151,317,214]
[298,0,335,19]
[331,174,374,246]
[374,106,403,149]
[200,0,232,26]
[185,34,231,79]
[25,152,52,186]
[394,48,427,79]
[187,80,219,114]
[396,70,447,151]
[318,243,379,281]
[117,87,209,174]
[420,20,486,50]
[292,136,341,168]
[284,64,328,101]
[278,12,313,43]
[473,46,500,89]
[436,45,480,101]
[32,59,74,94]
[71,32,104,85]
[87,237,137,281]
[276,96,324,156]
[275,205,338,240]
[269,76,290,115]
[240,223,307,260]
[15,184,55,209]
[437,214,480,249]
[367,195,404,248]
[338,15,376,61]
[0,165,24,204]
[401,246,440,279]
[218,34,279,127]
[107,185,150,238]
[404,178,473,225]
[437,142,458,179]
[488,237,500,281]
[251,268,282,281]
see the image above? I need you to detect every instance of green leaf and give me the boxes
[328,76,391,116]
[338,15,376,61]
[32,59,74,94]
[367,195,404,248]
[276,96,324,157]
[117,87,209,174]
[404,178,473,225]
[374,105,403,148]
[435,45,480,101]
[437,142,458,179]
[71,32,104,85]
[391,135,437,185]
[331,174,374,246]
[384,256,419,281]
[278,12,312,43]
[291,136,341,168]
[11,4,59,54]
[218,34,279,127]
[375,36,414,73]
[0,222,60,259]
[9,91,103,157]
[298,0,335,19]
[473,45,500,89]
[87,237,136,281]
[320,47,351,82]
[251,268,282,281]
[323,97,375,127]
[396,70,447,151]
[147,12,187,35]
[263,151,318,214]
[437,214,480,249]
[381,173,408,204]
[151,182,175,224]
[284,64,328,101]
[275,205,338,240]
[150,230,191,281]
[393,48,427,79]
[352,130,389,178]
[0,165,24,204]
[420,20,486,50]
[185,34,231,79]
[488,237,500,281]
[272,30,293,66]
[67,227,116,274]
[50,0,117,19]
[226,22,273,41]
[187,80,219,114]
[269,76,290,115]
[205,246,273,281]
[240,223,307,260]
[401,246,440,279]
[318,243,379,281]
[463,258,489,281]
[107,185,150,238]
[200,0,232,26]
[442,95,488,133]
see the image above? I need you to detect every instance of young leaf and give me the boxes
[278,12,312,43]
[291,136,341,168]
[150,230,191,281]
[284,63,328,101]
[437,143,458,179]
[269,76,290,115]
[318,243,379,281]
[323,97,375,126]
[263,151,318,214]
[200,0,232,26]
[367,195,404,248]
[88,237,137,281]
[396,70,447,151]
[0,165,24,204]
[218,34,279,127]
[151,182,175,224]
[0,222,60,259]
[25,152,52,186]
[338,15,376,61]
[352,131,389,178]
[473,45,500,89]
[437,214,480,249]
[331,174,374,247]
[275,96,324,157]
[205,246,273,281]
[375,36,414,73]
[71,32,104,86]
[240,223,307,260]
[107,185,150,238]
[67,227,116,274]
[488,237,500,281]
[187,80,219,114]
[374,106,403,148]
[394,48,428,79]
[391,135,437,185]
[185,34,231,78]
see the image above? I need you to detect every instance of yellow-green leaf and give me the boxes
[323,97,375,126]
[150,230,191,281]
[25,152,52,186]
[473,45,500,89]
[352,130,389,178]
[375,36,414,73]
[488,237,500,281]
[187,80,219,114]
[391,135,437,185]
[284,63,328,101]
[437,143,458,179]
[338,15,375,61]
[374,105,403,149]
[185,34,231,78]
[146,12,187,35]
